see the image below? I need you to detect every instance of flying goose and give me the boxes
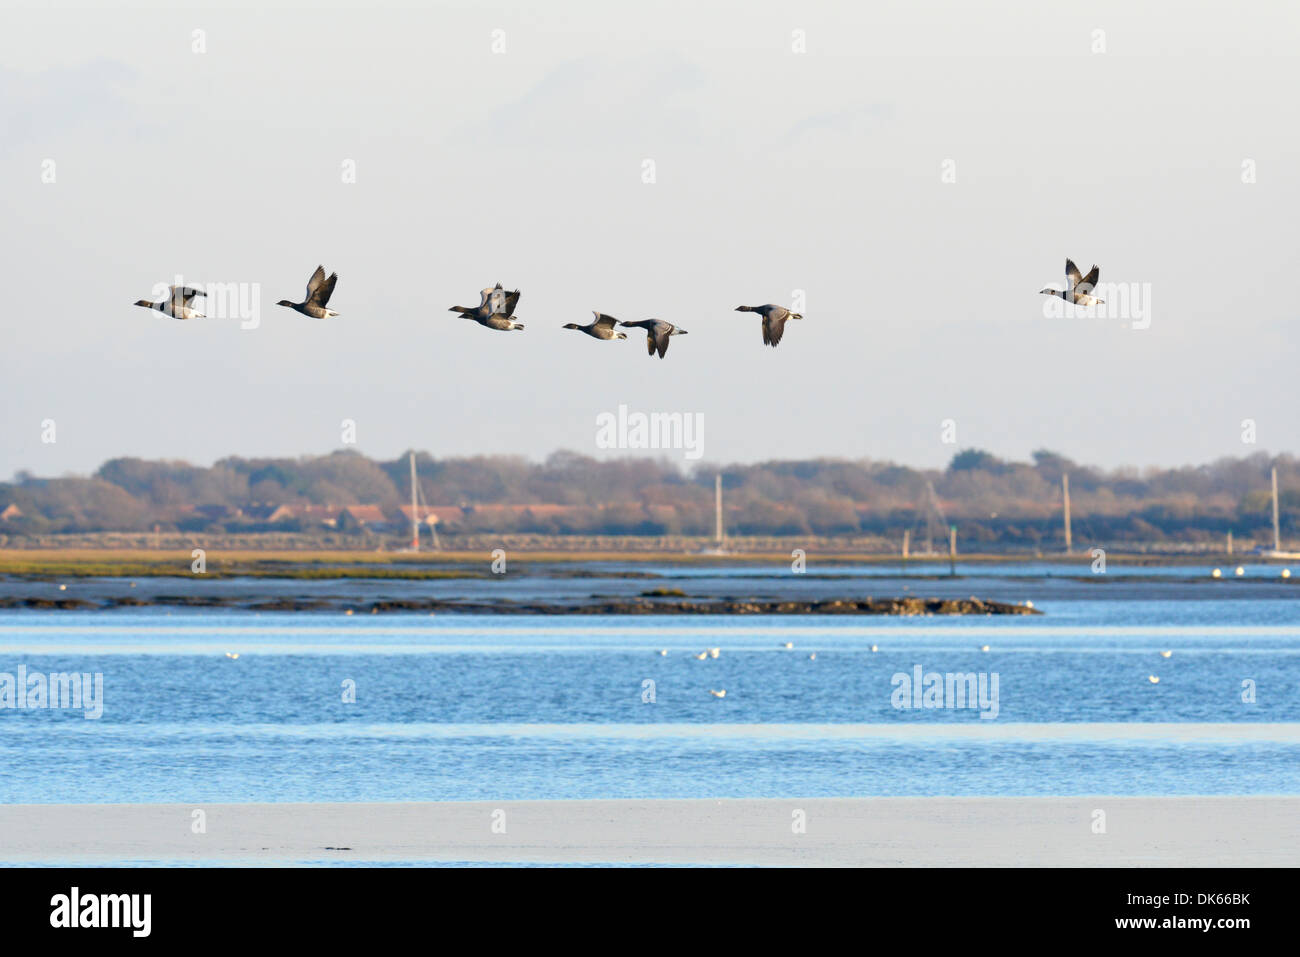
[1040,259,1104,306]
[277,265,340,318]
[563,312,627,340]
[735,304,803,347]
[619,318,687,358]
[134,285,206,320]
[450,283,523,330]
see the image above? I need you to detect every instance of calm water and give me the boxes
[1,564,1298,803]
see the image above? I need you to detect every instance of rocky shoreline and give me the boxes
[0,594,1040,615]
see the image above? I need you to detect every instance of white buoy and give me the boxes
[1211,568,1222,578]
[1283,569,1292,579]
[58,584,67,591]
[1235,566,1245,577]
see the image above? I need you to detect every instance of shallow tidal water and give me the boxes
[1,562,1297,804]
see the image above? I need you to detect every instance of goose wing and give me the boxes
[305,266,328,301]
[1080,264,1100,291]
[311,272,338,307]
[501,289,521,317]
[591,312,619,330]
[482,284,504,312]
[1065,259,1083,293]
[763,314,787,346]
[654,323,673,358]
[169,285,204,307]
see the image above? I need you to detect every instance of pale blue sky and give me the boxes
[1,0,1297,479]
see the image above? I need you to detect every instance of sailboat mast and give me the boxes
[410,452,419,552]
[715,474,723,544]
[1062,473,1072,555]
[1273,466,1281,553]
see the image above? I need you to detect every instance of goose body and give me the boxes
[134,285,206,320]
[619,318,687,358]
[277,265,339,318]
[450,283,523,330]
[563,312,627,340]
[735,304,802,347]
[1040,258,1104,306]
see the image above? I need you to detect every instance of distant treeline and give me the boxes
[1,448,1296,548]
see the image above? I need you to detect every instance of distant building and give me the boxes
[333,505,394,532]
[394,504,456,525]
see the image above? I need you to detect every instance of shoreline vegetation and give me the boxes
[0,546,1292,579]
[2,546,1294,615]
[0,594,1041,615]
[1,449,1295,549]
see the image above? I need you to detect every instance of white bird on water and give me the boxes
[980,645,990,652]
[870,644,879,653]
[1148,675,1160,684]
[693,651,708,660]
[782,642,794,649]
[225,652,240,660]
[707,648,720,659]
[658,649,668,656]
[709,689,727,698]
[1159,650,1173,659]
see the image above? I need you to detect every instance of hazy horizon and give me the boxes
[3,0,1297,479]
[7,443,1298,487]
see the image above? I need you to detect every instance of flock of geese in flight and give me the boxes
[134,257,1105,356]
[134,265,804,355]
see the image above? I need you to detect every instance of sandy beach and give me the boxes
[2,797,1296,866]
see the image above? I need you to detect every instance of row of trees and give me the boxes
[2,449,1296,544]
